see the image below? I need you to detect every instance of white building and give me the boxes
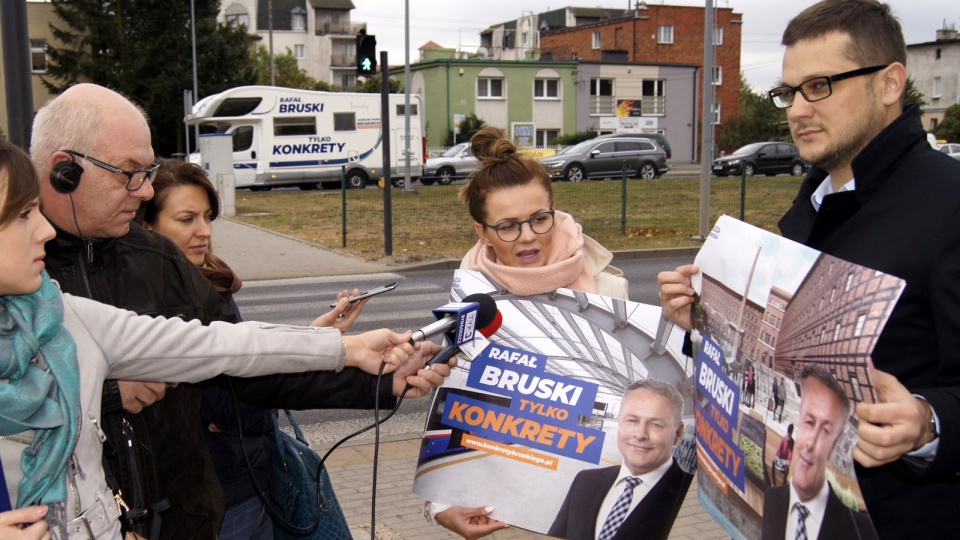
[907,26,960,132]
[218,0,366,89]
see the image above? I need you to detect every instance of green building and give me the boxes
[390,45,577,147]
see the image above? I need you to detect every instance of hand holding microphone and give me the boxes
[409,293,501,346]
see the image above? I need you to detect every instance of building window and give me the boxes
[936,48,942,60]
[658,25,674,44]
[932,118,939,131]
[341,74,354,88]
[536,129,559,147]
[714,27,724,46]
[478,77,504,98]
[291,6,306,31]
[294,44,305,59]
[589,78,614,115]
[30,40,47,73]
[534,78,559,99]
[522,31,529,46]
[711,102,721,125]
[712,66,722,86]
[225,3,249,27]
[933,76,942,98]
[855,314,867,336]
[833,322,842,341]
[641,79,666,115]
[845,273,854,291]
[592,31,601,49]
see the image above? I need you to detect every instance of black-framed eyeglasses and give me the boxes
[767,65,889,109]
[482,210,556,242]
[64,150,159,191]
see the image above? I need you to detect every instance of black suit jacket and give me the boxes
[778,105,960,538]
[548,459,692,540]
[760,483,876,540]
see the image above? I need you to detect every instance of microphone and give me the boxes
[426,309,503,367]
[409,293,498,347]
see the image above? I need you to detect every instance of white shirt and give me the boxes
[593,458,674,539]
[785,480,829,540]
[810,175,856,211]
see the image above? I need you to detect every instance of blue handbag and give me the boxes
[263,410,352,540]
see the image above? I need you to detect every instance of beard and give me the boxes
[792,86,889,174]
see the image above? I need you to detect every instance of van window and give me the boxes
[396,104,418,116]
[232,126,253,152]
[334,112,356,131]
[213,98,262,117]
[615,141,641,152]
[274,117,316,136]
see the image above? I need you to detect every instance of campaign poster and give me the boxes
[413,270,696,535]
[692,216,902,540]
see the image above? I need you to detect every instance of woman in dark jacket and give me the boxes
[136,159,365,539]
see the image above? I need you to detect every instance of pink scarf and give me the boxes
[468,210,597,296]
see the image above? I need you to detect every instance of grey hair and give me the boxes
[30,95,102,177]
[799,363,852,421]
[623,378,684,426]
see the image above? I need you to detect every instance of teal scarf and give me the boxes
[0,272,81,507]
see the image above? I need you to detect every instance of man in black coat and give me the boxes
[659,1,960,537]
[548,379,692,540]
[760,365,876,540]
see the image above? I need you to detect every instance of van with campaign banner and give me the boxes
[185,85,425,190]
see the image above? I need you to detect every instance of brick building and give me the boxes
[774,255,904,404]
[539,3,742,160]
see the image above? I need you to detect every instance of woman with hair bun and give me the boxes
[425,127,628,539]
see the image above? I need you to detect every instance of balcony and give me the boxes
[330,53,356,68]
[317,21,366,36]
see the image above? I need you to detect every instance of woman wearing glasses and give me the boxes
[427,127,627,539]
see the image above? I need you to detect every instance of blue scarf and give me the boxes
[0,272,81,507]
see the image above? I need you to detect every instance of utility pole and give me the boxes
[268,0,275,85]
[698,0,716,240]
[1,0,33,149]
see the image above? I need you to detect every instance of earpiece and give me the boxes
[49,158,84,194]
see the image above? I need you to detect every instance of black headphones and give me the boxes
[49,154,84,194]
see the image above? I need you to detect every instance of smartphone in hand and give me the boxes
[329,282,399,308]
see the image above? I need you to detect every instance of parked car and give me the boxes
[594,132,673,159]
[936,143,960,161]
[712,142,807,177]
[539,137,670,181]
[422,142,479,185]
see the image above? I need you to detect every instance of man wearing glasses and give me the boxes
[659,0,960,537]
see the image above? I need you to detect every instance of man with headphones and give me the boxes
[31,83,450,540]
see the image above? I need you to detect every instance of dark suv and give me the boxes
[595,132,673,159]
[712,142,807,177]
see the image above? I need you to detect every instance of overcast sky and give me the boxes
[352,0,959,92]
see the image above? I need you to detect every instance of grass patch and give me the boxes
[232,176,802,261]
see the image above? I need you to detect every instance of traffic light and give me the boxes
[356,32,377,76]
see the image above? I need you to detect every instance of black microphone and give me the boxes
[426,309,503,367]
[409,293,498,345]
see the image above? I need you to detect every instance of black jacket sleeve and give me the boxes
[229,368,397,410]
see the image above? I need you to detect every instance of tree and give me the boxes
[45,0,256,156]
[937,104,960,143]
[904,77,927,109]
[717,74,786,151]
[453,113,485,144]
[249,45,318,90]
[353,75,403,94]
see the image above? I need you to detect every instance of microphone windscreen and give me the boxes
[462,293,498,328]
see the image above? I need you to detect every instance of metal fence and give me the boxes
[339,163,804,257]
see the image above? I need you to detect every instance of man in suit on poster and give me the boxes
[548,379,693,540]
[761,364,875,540]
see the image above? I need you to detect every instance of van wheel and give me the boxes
[391,178,405,188]
[420,178,436,186]
[639,162,657,180]
[791,161,806,177]
[437,167,455,186]
[346,170,368,189]
[299,183,319,190]
[565,164,585,182]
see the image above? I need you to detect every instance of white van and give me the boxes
[186,86,424,190]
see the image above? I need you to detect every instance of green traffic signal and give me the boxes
[356,32,377,75]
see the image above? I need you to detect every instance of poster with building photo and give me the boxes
[413,270,696,535]
[691,215,903,540]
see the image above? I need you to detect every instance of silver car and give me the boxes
[937,143,960,161]
[422,142,479,185]
[539,137,670,181]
